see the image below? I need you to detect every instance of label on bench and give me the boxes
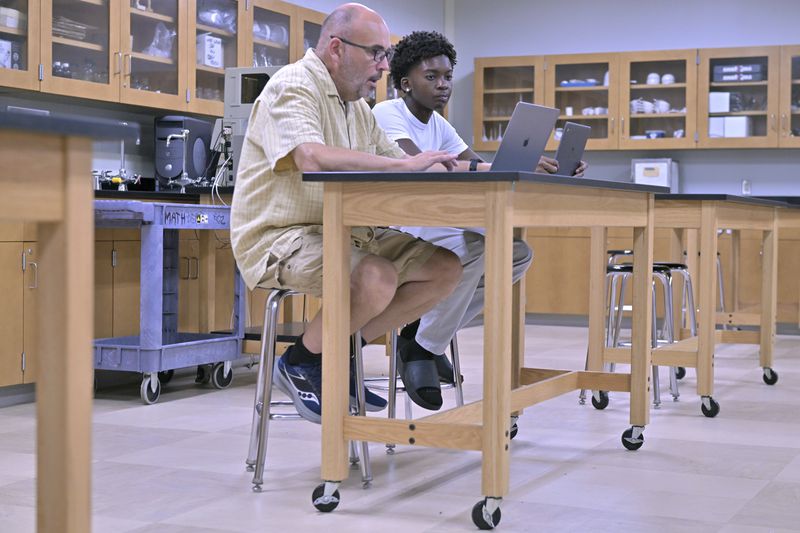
[161,206,230,229]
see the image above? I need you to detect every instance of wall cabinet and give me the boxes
[0,0,339,116]
[472,56,544,152]
[0,225,38,387]
[475,44,800,152]
[697,46,780,148]
[544,52,620,151]
[619,49,697,149]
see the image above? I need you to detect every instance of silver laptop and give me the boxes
[490,102,560,171]
[553,122,591,177]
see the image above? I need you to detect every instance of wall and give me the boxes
[448,0,800,192]
[292,0,445,36]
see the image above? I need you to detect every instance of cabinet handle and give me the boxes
[28,261,38,289]
[114,51,121,75]
[124,54,131,77]
[781,113,788,136]
[190,257,199,280]
[610,117,614,135]
[181,256,190,279]
[770,114,777,132]
[621,116,625,137]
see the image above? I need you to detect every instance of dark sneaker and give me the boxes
[349,376,387,412]
[273,351,322,424]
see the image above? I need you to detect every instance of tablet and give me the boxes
[553,122,591,176]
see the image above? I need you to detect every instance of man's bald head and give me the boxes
[317,3,388,51]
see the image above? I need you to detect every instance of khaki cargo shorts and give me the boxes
[257,225,438,297]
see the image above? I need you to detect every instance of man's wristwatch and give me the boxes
[468,158,481,171]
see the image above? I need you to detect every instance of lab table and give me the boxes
[302,170,664,527]
[0,111,139,533]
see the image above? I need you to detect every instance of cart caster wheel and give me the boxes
[157,369,174,385]
[701,396,720,418]
[140,376,161,405]
[762,367,778,385]
[195,364,211,385]
[510,421,519,440]
[312,483,340,513]
[211,362,233,389]
[621,427,644,451]
[591,391,609,410]
[472,498,501,530]
[675,366,686,380]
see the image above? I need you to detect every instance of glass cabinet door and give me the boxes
[473,56,544,152]
[41,0,120,101]
[188,0,241,114]
[0,0,39,90]
[779,45,800,148]
[545,53,619,151]
[122,0,185,109]
[250,1,292,69]
[698,46,780,148]
[619,49,697,150]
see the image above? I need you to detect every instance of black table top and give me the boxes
[303,171,668,194]
[655,194,789,207]
[95,190,201,202]
[0,109,140,141]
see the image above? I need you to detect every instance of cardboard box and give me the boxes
[196,34,222,68]
[709,92,730,113]
[709,117,725,138]
[724,116,752,137]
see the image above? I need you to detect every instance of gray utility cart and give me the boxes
[94,200,246,404]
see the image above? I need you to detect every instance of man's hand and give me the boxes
[536,155,558,174]
[573,160,588,177]
[403,151,458,171]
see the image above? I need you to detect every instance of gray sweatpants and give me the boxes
[399,226,533,355]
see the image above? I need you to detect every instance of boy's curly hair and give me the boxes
[390,30,457,91]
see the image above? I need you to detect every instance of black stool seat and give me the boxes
[607,264,671,275]
[653,262,689,270]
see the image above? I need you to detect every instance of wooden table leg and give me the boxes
[321,183,350,483]
[587,226,608,372]
[629,197,653,428]
[481,183,512,499]
[511,228,527,413]
[760,218,778,371]
[669,228,684,339]
[697,203,718,398]
[36,137,94,533]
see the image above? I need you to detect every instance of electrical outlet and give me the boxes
[741,179,751,196]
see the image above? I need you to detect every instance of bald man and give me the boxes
[231,3,462,423]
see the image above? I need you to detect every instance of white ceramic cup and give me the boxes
[581,106,594,115]
[565,106,573,116]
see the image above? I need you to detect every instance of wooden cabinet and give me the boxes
[698,46,780,148]
[472,56,544,152]
[0,229,38,387]
[95,233,141,339]
[0,0,40,91]
[619,49,697,149]
[178,232,200,332]
[187,0,246,116]
[544,53,620,151]
[779,45,800,147]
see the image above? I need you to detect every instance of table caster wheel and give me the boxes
[472,497,501,530]
[211,362,233,389]
[140,375,161,405]
[621,426,644,451]
[591,391,609,410]
[510,421,518,440]
[312,482,340,512]
[701,396,720,418]
[195,364,211,385]
[675,366,686,380]
[157,369,174,385]
[762,367,778,385]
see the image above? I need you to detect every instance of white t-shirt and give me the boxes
[372,98,468,156]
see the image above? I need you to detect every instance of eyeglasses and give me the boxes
[332,35,394,63]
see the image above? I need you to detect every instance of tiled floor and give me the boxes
[2,325,800,532]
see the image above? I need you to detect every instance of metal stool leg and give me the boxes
[352,331,372,487]
[449,336,464,407]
